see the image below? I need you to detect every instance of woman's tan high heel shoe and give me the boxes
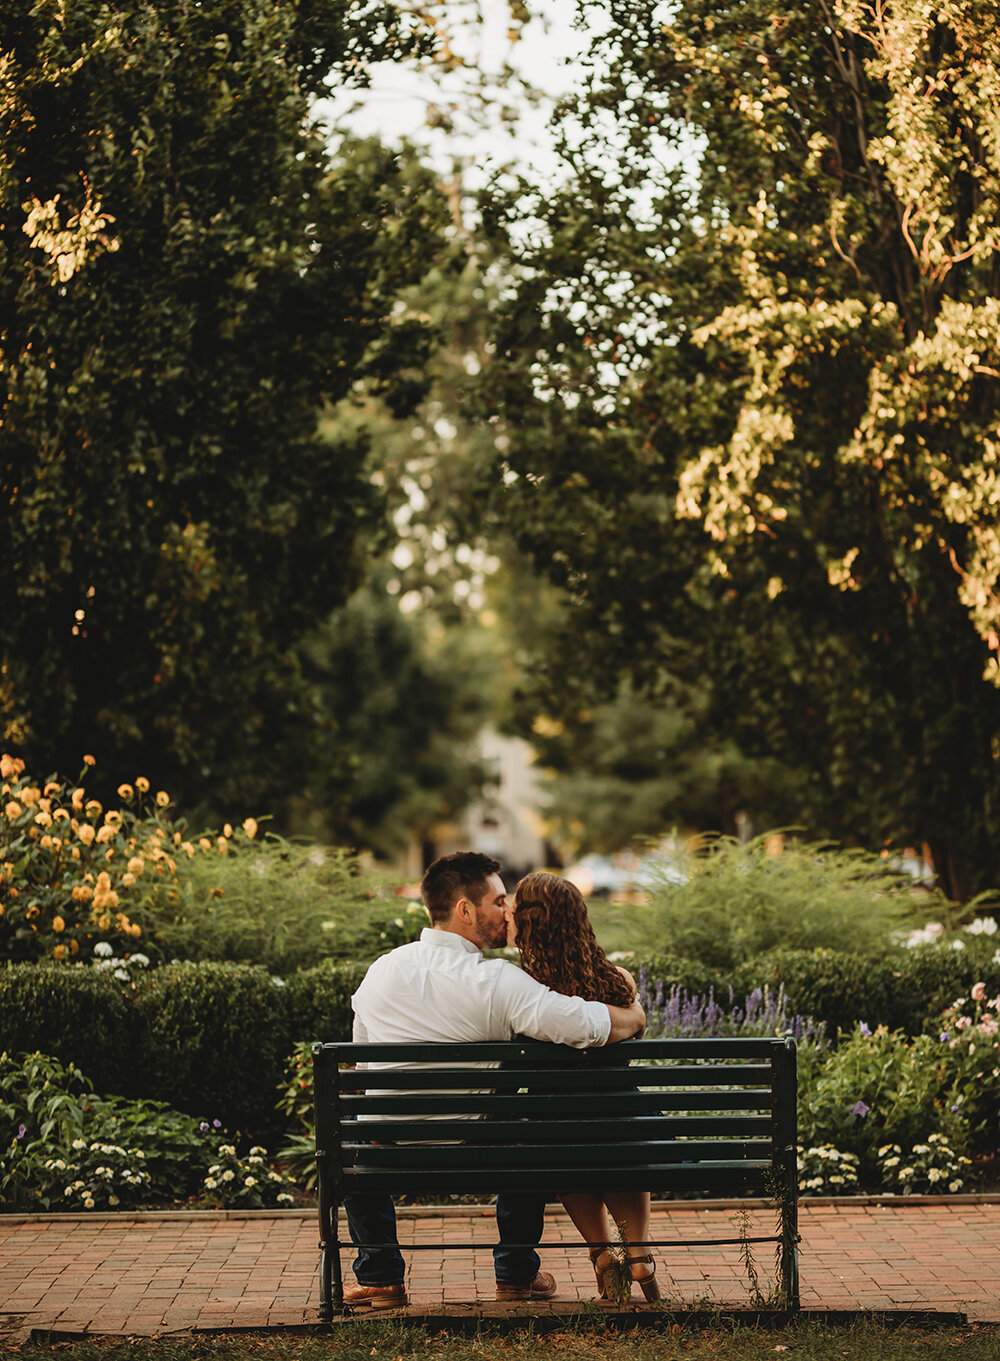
[627,1254,661,1303]
[589,1246,631,1303]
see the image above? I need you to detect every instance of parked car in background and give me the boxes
[564,849,688,899]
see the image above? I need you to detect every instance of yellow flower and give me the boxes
[71,847,80,861]
[223,823,233,838]
[69,938,79,955]
[71,788,86,810]
[217,837,228,855]
[122,873,135,887]
[38,797,52,813]
[96,871,111,890]
[51,836,62,851]
[53,808,70,821]
[129,923,142,938]
[77,824,95,846]
[181,841,195,858]
[44,782,61,796]
[34,810,53,827]
[0,754,25,779]
[95,825,115,844]
[135,777,150,793]
[83,754,96,766]
[127,857,144,876]
[104,810,122,827]
[71,885,92,903]
[242,818,258,840]
[52,915,65,933]
[97,913,111,930]
[198,837,212,852]
[104,847,115,862]
[155,791,170,808]
[5,801,22,819]
[84,800,102,817]
[116,784,134,801]
[21,786,40,806]
[40,834,53,849]
[52,944,66,961]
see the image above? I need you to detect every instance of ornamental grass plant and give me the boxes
[639,833,946,971]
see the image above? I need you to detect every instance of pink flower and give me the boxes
[972,982,987,1002]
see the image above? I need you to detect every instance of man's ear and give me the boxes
[455,896,474,923]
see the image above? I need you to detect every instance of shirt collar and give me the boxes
[420,926,481,955]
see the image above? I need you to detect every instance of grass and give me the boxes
[12,1319,1000,1361]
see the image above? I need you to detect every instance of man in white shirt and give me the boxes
[343,851,646,1309]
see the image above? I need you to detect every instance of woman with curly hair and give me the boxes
[508,871,660,1303]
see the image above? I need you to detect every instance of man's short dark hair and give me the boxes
[420,852,502,924]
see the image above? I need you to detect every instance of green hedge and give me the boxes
[635,937,1000,1038]
[0,965,135,1092]
[0,959,365,1138]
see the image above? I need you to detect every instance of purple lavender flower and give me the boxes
[17,1124,26,1140]
[199,1122,210,1132]
[212,1119,222,1129]
[852,1100,870,1118]
[858,1022,871,1037]
[940,1031,950,1043]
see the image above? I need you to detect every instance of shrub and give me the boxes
[797,1145,861,1195]
[131,962,291,1138]
[890,937,1000,1035]
[938,983,1000,1151]
[154,836,418,973]
[733,948,898,1039]
[0,963,135,1093]
[284,960,369,1044]
[200,1142,296,1209]
[0,1050,92,1208]
[640,833,938,971]
[796,1024,968,1173]
[874,1134,971,1194]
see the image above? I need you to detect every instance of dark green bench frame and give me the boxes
[313,1036,799,1317]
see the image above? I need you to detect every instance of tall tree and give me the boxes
[0,1,446,810]
[481,0,1000,898]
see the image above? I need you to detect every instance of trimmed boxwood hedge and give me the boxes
[0,959,365,1139]
[5,937,1000,1135]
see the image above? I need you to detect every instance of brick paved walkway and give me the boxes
[1,1200,998,1341]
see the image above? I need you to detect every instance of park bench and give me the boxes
[313,1036,799,1317]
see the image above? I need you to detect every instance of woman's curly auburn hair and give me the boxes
[512,871,635,1006]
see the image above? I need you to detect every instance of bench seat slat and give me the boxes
[341,1115,773,1142]
[343,1139,774,1168]
[337,1064,773,1091]
[335,1163,776,1194]
[340,1090,772,1116]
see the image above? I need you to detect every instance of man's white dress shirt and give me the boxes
[352,927,611,1048]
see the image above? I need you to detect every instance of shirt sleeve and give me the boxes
[491,963,611,1048]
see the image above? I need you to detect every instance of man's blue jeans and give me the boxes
[344,1191,544,1287]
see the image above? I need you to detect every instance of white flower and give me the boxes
[248,1156,264,1166]
[884,1157,900,1168]
[218,1144,236,1156]
[829,1175,845,1185]
[249,1146,266,1157]
[964,917,997,936]
[108,1195,119,1206]
[244,1177,257,1187]
[64,1187,75,1197]
[221,1170,234,1182]
[204,1177,218,1189]
[913,1144,930,1154]
[898,1167,914,1180]
[130,953,150,967]
[949,1180,963,1192]
[93,941,114,958]
[277,1193,294,1205]
[72,1139,86,1150]
[927,1167,942,1182]
[113,968,129,981]
[83,1197,95,1209]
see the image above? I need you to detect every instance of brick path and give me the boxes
[1,1200,998,1341]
